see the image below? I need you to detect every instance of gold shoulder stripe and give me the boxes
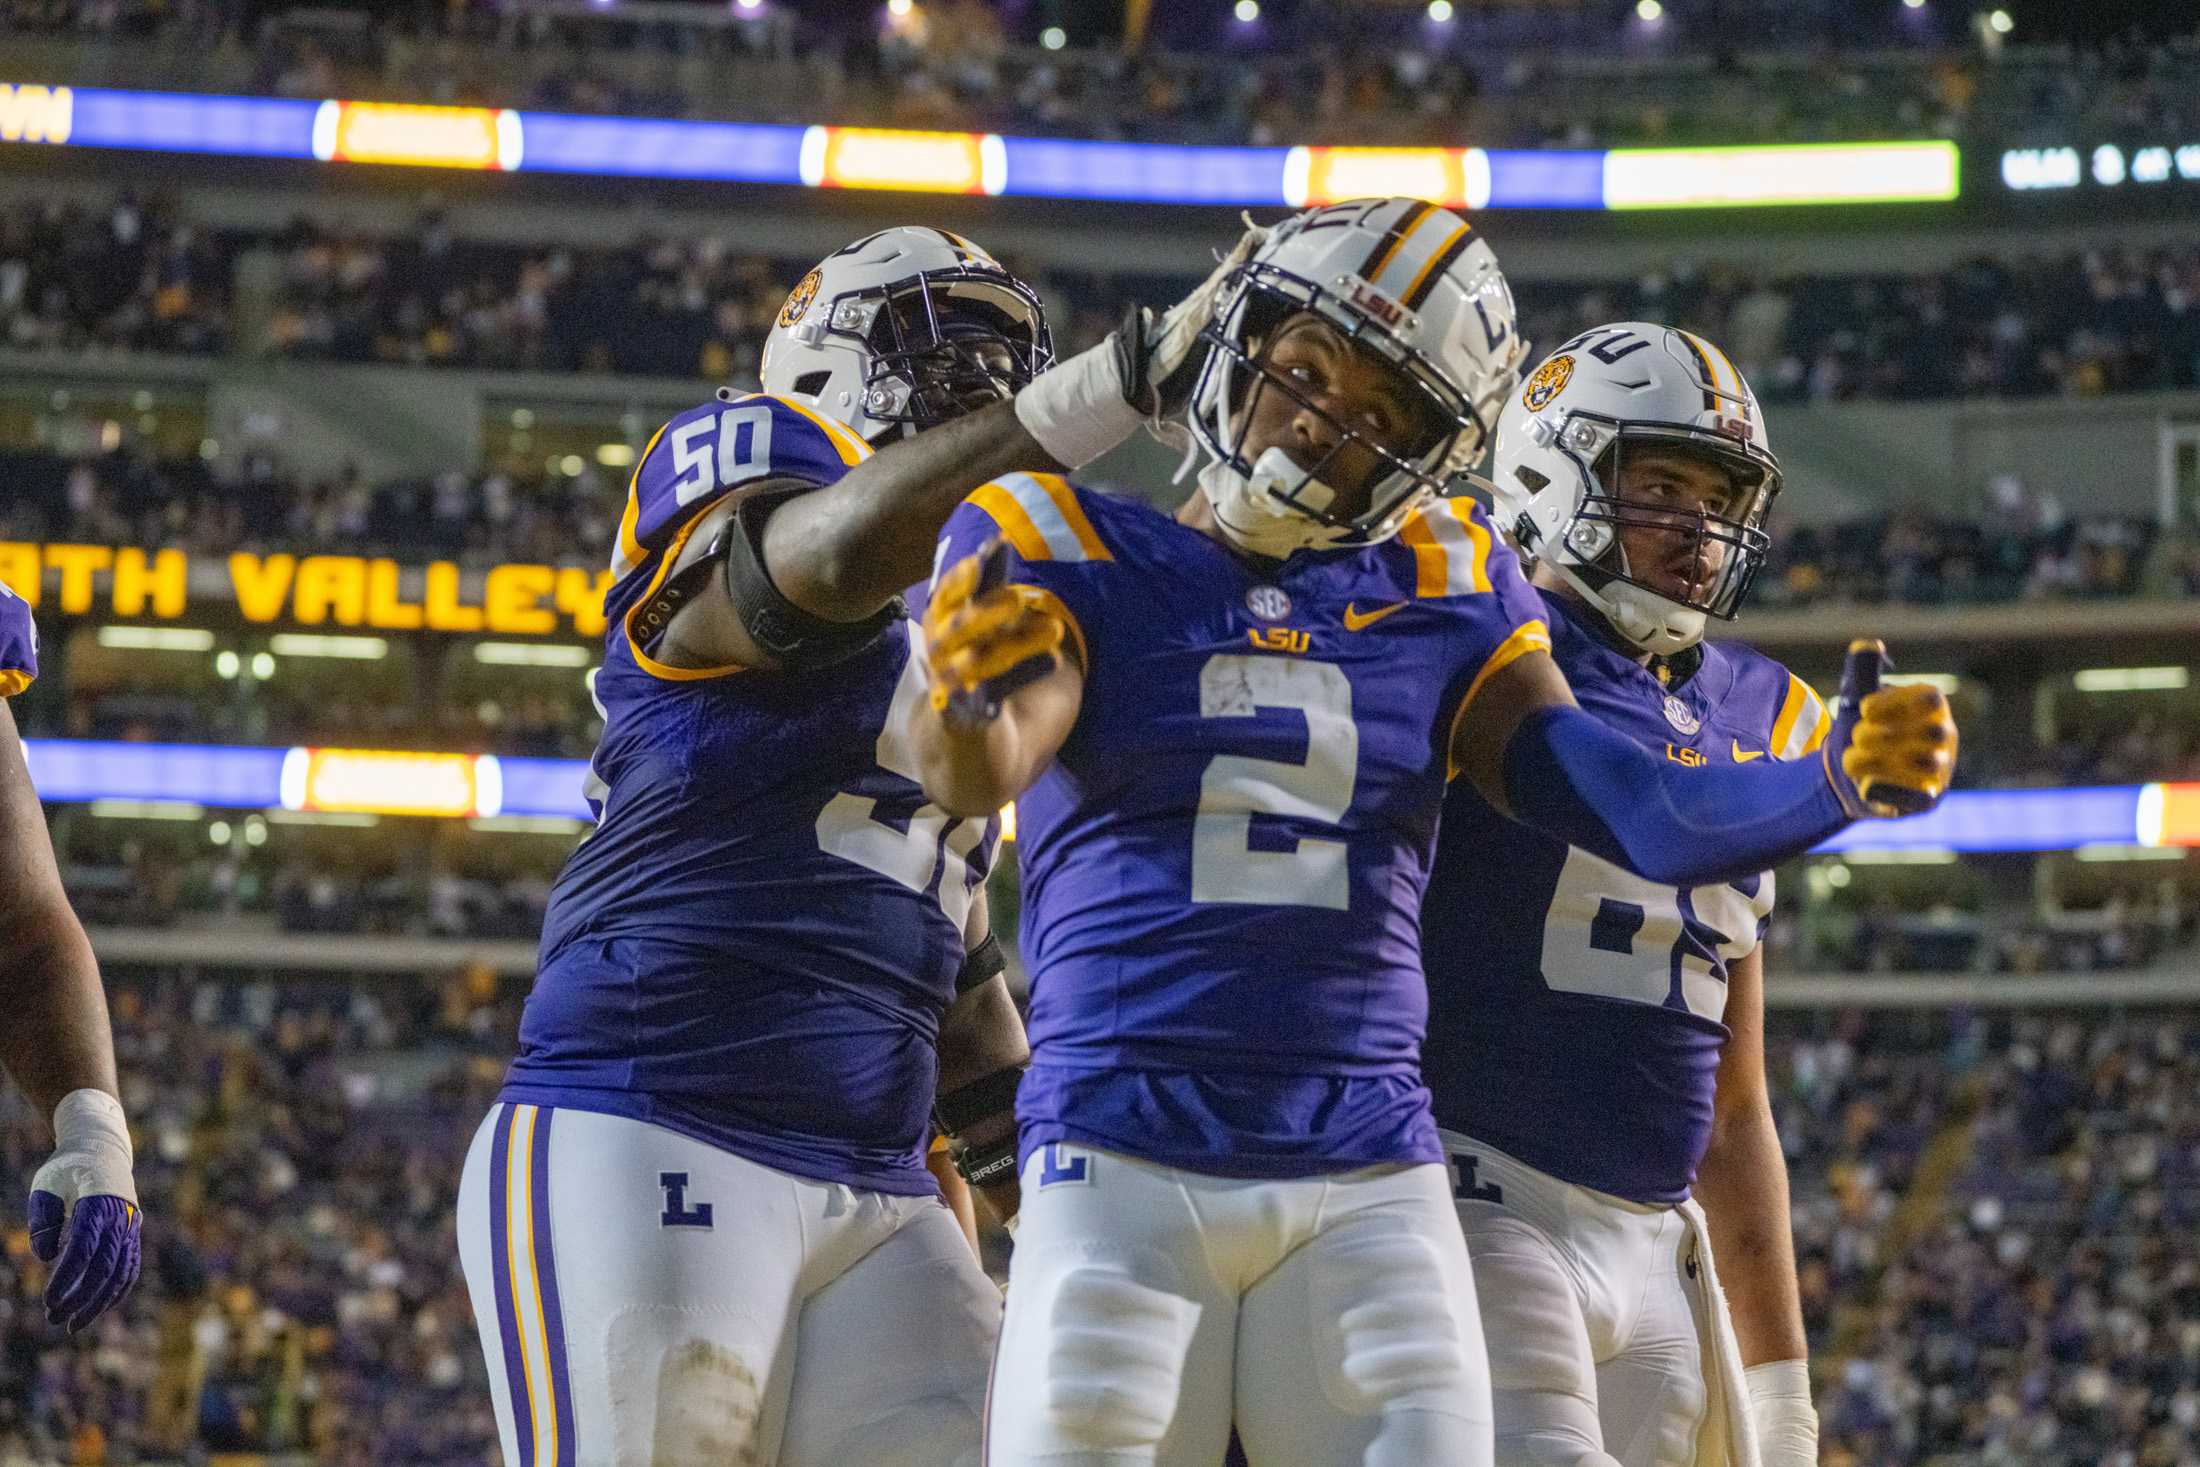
[968,481,1056,563]
[0,669,30,698]
[1026,473,1112,562]
[1446,619,1554,778]
[762,393,872,466]
[611,418,673,579]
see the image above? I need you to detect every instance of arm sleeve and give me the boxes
[931,474,1115,671]
[1502,703,1850,889]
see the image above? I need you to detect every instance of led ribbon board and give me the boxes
[19,737,2198,849]
[0,83,1959,210]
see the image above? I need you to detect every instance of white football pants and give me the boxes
[987,1143,1493,1466]
[456,1103,1000,1467]
[1444,1135,1734,1467]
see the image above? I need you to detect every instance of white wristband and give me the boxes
[34,1087,138,1208]
[1744,1359,1818,1467]
[1013,337,1146,471]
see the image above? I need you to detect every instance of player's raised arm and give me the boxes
[1450,635,1956,887]
[659,228,1265,673]
[0,681,141,1332]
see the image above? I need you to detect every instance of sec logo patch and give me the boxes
[1521,353,1574,411]
[777,268,823,328]
[1245,585,1292,621]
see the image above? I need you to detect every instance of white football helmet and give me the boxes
[1486,322,1782,657]
[1185,197,1526,558]
[760,227,1051,444]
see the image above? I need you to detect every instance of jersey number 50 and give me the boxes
[1190,654,1358,911]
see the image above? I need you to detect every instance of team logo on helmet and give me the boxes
[777,269,823,328]
[1521,354,1575,412]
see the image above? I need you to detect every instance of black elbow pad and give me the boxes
[721,485,901,671]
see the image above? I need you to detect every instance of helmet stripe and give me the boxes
[1683,330,1750,426]
[1359,199,1435,288]
[1670,330,1720,414]
[1400,221,1474,310]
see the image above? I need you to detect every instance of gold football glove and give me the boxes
[924,538,1067,728]
[1823,639,1958,819]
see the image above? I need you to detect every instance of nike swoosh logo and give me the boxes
[1343,602,1407,631]
[1732,741,1765,763]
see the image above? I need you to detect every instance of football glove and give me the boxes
[1013,222,1268,469]
[925,538,1066,729]
[1822,639,1957,819]
[28,1088,143,1333]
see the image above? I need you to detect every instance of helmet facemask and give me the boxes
[1528,415,1780,629]
[1192,261,1484,552]
[815,267,1053,441]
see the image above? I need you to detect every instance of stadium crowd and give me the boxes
[0,973,509,1466]
[6,979,2196,1464]
[11,195,2200,407]
[7,0,2200,151]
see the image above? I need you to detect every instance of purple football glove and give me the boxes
[28,1088,142,1333]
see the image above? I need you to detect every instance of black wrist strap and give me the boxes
[721,485,901,671]
[933,1065,1023,1139]
[953,933,1006,998]
[955,1140,1018,1188]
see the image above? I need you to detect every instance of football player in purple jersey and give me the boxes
[1425,325,1836,1467]
[0,582,142,1335]
[454,224,1260,1467]
[890,200,1952,1464]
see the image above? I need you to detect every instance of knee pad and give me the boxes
[1310,1225,1470,1414]
[1039,1263,1201,1449]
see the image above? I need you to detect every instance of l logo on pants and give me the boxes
[660,1171,715,1228]
[1038,1143,1090,1188]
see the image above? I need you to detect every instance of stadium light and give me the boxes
[470,816,587,836]
[208,820,231,844]
[91,800,205,820]
[250,652,277,679]
[215,651,241,679]
[1883,672,1959,693]
[887,0,913,15]
[1040,25,1066,49]
[1842,848,1959,865]
[96,626,214,652]
[1234,0,1260,21]
[474,642,593,668]
[1902,0,1925,7]
[267,634,388,660]
[1427,0,1454,19]
[267,809,382,827]
[1987,8,2012,31]
[735,0,764,10]
[1636,0,1662,19]
[594,442,636,468]
[2073,667,2188,692]
[2075,844,2187,862]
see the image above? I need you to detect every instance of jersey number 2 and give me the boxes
[1190,654,1358,910]
[815,656,986,931]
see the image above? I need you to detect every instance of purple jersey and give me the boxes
[1422,589,1830,1204]
[0,584,33,697]
[503,393,998,1196]
[938,475,1549,1179]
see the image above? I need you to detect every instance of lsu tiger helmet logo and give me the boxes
[777,268,823,328]
[1521,353,1574,411]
